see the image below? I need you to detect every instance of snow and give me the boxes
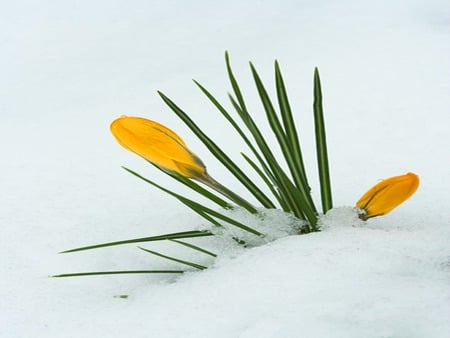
[1,0,450,337]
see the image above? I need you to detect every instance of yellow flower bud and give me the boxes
[110,116,207,179]
[356,172,419,220]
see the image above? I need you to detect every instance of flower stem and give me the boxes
[198,174,259,214]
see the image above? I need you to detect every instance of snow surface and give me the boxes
[1,1,450,337]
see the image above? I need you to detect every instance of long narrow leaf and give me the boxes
[158,91,272,211]
[60,230,213,253]
[227,94,279,187]
[193,80,258,160]
[225,51,247,111]
[170,239,217,257]
[52,270,184,277]
[225,53,288,205]
[123,166,226,227]
[241,152,287,211]
[250,63,317,217]
[228,95,304,219]
[124,167,264,236]
[278,169,317,229]
[193,80,276,209]
[192,202,264,236]
[224,59,305,217]
[138,247,207,270]
[313,68,333,214]
[274,61,313,200]
[225,53,277,185]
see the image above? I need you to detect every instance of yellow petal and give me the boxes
[356,172,419,220]
[110,116,207,179]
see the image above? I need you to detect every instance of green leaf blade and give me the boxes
[60,230,213,253]
[241,152,287,211]
[138,247,207,270]
[125,167,264,236]
[274,61,311,196]
[248,63,318,224]
[170,239,217,257]
[52,270,185,278]
[157,91,273,211]
[313,67,333,215]
[193,80,276,209]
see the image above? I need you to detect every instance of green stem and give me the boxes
[198,174,259,214]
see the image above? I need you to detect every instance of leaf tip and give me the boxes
[274,59,280,70]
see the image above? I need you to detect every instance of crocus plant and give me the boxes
[54,53,419,278]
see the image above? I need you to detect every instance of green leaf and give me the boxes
[225,54,289,206]
[158,91,269,213]
[279,169,317,230]
[250,62,317,217]
[224,65,301,218]
[193,80,276,209]
[226,94,277,184]
[123,166,225,228]
[224,54,278,184]
[274,61,314,209]
[60,230,213,253]
[52,270,184,277]
[313,68,333,215]
[230,90,305,219]
[241,152,287,211]
[138,246,207,270]
[225,51,247,111]
[193,201,264,236]
[228,91,303,220]
[123,167,264,236]
[170,239,217,257]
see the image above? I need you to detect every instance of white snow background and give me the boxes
[1,1,449,337]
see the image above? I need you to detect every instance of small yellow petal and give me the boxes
[356,172,419,220]
[110,116,207,179]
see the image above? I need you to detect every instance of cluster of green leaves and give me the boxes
[53,53,332,278]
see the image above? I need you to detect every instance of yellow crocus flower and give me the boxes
[110,115,257,213]
[110,116,207,179]
[356,172,419,220]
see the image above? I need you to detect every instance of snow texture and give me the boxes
[1,1,450,337]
